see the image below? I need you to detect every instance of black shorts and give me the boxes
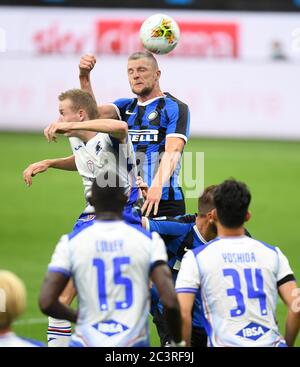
[152,305,207,347]
[152,199,186,218]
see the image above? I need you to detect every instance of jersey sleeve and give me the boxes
[112,98,133,121]
[150,232,168,268]
[175,250,200,294]
[165,101,190,143]
[147,216,190,237]
[275,247,294,284]
[48,235,72,277]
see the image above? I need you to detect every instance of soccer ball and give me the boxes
[139,14,180,55]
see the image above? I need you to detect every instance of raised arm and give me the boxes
[23,155,77,186]
[79,54,119,119]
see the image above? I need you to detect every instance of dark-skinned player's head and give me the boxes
[89,171,127,216]
[213,179,251,228]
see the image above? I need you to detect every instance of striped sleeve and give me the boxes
[112,98,133,120]
[176,250,200,294]
[165,98,190,142]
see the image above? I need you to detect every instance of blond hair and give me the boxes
[128,51,159,70]
[0,270,27,329]
[58,89,99,120]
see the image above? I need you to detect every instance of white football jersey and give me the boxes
[176,236,294,347]
[0,332,44,347]
[69,134,138,214]
[48,220,167,347]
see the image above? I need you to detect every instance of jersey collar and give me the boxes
[137,95,166,106]
[193,225,208,244]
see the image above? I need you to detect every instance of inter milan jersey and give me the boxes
[48,220,167,347]
[176,236,295,347]
[145,215,205,329]
[113,93,190,201]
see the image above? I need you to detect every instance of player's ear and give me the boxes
[211,208,218,222]
[78,109,85,121]
[155,69,161,81]
[245,211,251,222]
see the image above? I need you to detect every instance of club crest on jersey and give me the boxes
[93,320,129,337]
[95,141,102,155]
[236,322,270,341]
[147,111,158,121]
[129,129,158,143]
[87,160,95,174]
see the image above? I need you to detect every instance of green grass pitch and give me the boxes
[0,132,299,347]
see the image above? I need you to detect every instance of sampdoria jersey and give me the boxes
[0,332,44,347]
[69,133,139,214]
[112,93,190,201]
[146,215,206,328]
[48,220,167,347]
[176,236,295,347]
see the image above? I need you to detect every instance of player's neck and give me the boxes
[96,212,123,221]
[217,225,245,237]
[137,87,164,103]
[77,130,97,143]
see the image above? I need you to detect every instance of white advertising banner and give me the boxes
[1,56,299,139]
[0,7,300,138]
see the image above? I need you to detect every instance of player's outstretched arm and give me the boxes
[151,263,183,345]
[142,137,185,216]
[45,120,128,142]
[278,280,300,346]
[23,155,77,186]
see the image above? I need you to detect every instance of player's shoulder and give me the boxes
[68,220,95,241]
[164,92,189,108]
[113,97,136,107]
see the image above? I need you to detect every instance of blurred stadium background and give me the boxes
[0,0,299,347]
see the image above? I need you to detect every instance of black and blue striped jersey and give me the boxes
[147,214,206,329]
[113,93,190,201]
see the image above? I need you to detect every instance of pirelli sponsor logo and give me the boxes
[129,129,158,143]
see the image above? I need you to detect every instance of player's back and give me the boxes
[0,332,44,347]
[190,236,291,347]
[62,220,161,347]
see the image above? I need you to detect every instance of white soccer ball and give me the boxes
[139,14,180,55]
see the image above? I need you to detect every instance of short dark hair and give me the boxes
[58,89,99,120]
[198,185,217,216]
[128,51,159,70]
[90,171,127,214]
[213,179,251,228]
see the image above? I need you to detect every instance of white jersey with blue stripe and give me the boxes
[48,220,167,347]
[0,332,44,347]
[69,133,138,214]
[176,235,293,347]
